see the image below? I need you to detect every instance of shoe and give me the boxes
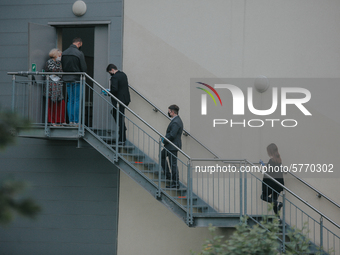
[278,202,283,211]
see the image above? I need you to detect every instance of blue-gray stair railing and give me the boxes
[190,157,340,254]
[9,72,340,254]
[129,83,340,213]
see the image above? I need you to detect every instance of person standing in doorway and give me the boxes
[61,37,87,127]
[161,105,183,189]
[106,64,131,144]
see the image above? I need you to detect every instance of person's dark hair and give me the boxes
[267,143,282,164]
[72,37,83,43]
[168,104,179,115]
[106,64,118,72]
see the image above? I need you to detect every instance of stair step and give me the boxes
[184,205,210,213]
[119,153,145,159]
[150,179,169,182]
[130,161,156,166]
[163,187,187,192]
[174,196,199,206]
[174,196,197,200]
[142,170,161,174]
[184,205,209,209]
[111,145,135,150]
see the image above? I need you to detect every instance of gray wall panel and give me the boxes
[11,214,116,229]
[1,0,121,4]
[39,200,117,215]
[0,20,30,33]
[25,187,117,201]
[2,172,118,187]
[0,95,12,108]
[0,82,12,95]
[0,243,116,255]
[0,0,123,252]
[0,58,27,71]
[0,138,119,254]
[1,158,118,174]
[0,45,27,58]
[3,228,114,243]
[0,32,27,45]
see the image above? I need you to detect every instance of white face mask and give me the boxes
[56,56,61,61]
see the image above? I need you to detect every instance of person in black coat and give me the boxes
[261,143,284,215]
[106,64,131,144]
[161,105,184,189]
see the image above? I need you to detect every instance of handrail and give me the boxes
[85,73,190,159]
[288,171,340,209]
[8,71,85,75]
[84,73,191,160]
[192,157,340,229]
[8,71,190,159]
[128,84,219,158]
[129,83,340,213]
[191,157,340,228]
[10,71,340,224]
[244,159,340,229]
[249,160,340,210]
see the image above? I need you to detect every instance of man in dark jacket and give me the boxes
[161,105,183,189]
[61,37,87,126]
[106,64,131,144]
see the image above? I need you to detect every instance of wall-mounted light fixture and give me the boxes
[72,0,87,17]
[254,75,270,93]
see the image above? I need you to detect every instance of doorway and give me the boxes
[28,22,110,128]
[58,27,94,126]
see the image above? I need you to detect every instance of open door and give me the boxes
[27,23,57,123]
[28,22,57,73]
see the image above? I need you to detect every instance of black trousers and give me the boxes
[261,183,280,214]
[111,102,128,143]
[161,149,178,183]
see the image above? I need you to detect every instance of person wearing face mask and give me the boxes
[61,37,87,127]
[106,64,131,144]
[43,48,66,126]
[161,105,183,189]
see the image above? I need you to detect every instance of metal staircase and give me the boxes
[8,71,340,254]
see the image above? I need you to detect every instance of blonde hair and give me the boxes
[49,48,61,58]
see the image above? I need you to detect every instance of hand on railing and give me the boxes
[101,89,110,96]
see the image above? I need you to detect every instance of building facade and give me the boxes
[1,1,340,254]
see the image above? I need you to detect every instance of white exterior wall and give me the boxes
[118,1,340,254]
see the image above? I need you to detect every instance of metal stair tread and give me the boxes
[119,153,145,157]
[193,213,241,217]
[130,161,156,165]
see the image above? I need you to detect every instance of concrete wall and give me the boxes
[117,172,234,254]
[119,0,340,253]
